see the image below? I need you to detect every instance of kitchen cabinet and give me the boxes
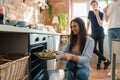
[0,33,29,80]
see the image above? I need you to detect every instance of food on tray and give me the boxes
[38,51,56,58]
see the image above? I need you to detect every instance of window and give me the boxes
[72,2,89,33]
[71,1,112,35]
[72,2,88,24]
[73,3,87,17]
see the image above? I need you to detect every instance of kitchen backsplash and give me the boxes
[3,0,47,24]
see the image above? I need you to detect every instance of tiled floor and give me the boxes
[89,64,120,80]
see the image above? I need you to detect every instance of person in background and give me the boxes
[56,17,94,80]
[87,0,110,70]
[103,0,120,76]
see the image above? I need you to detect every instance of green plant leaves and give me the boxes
[57,12,68,30]
[47,2,52,17]
[104,0,109,5]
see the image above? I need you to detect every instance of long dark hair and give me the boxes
[69,17,87,54]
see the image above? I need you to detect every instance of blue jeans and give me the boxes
[108,28,120,61]
[64,61,90,80]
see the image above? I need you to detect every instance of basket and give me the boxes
[0,60,11,80]
[0,53,29,80]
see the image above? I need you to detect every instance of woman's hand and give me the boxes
[61,53,73,61]
[61,53,78,63]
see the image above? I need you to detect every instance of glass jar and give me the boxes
[0,0,5,24]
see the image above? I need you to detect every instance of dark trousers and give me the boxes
[91,33,106,63]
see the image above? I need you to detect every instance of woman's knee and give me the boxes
[64,70,74,80]
[76,69,90,80]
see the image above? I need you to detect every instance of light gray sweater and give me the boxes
[57,36,94,71]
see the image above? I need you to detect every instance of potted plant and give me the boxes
[57,12,68,33]
[104,0,109,5]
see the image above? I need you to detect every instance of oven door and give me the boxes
[30,42,49,80]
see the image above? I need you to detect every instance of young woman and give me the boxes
[87,0,110,70]
[57,17,94,80]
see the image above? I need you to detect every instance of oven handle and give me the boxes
[30,44,44,50]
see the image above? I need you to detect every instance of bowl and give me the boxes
[5,20,18,26]
[15,21,28,27]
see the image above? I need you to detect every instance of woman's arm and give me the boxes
[61,37,94,64]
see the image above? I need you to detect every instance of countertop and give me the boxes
[0,25,61,35]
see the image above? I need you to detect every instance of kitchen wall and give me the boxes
[3,0,48,24]
[3,0,70,30]
[46,0,70,24]
[46,0,70,34]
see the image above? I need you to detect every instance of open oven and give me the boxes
[29,34,49,80]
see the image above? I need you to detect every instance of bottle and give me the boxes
[0,0,5,24]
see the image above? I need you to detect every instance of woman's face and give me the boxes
[71,21,79,35]
[91,2,98,10]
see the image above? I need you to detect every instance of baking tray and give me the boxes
[33,52,56,60]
